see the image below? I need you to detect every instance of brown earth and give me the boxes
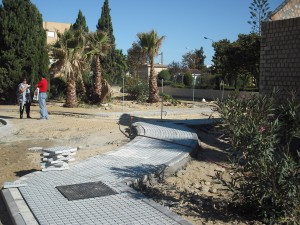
[0,92,256,225]
[132,124,264,225]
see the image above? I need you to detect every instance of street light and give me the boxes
[122,76,125,112]
[158,52,163,65]
[204,36,214,42]
[220,80,225,100]
[192,75,195,103]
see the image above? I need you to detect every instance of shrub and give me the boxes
[216,91,300,223]
[157,70,171,81]
[171,83,185,88]
[50,77,67,100]
[161,93,180,106]
[183,72,193,87]
[158,80,172,86]
[195,74,217,89]
[125,77,149,102]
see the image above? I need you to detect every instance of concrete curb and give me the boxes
[1,188,38,225]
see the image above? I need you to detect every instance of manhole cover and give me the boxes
[56,181,118,201]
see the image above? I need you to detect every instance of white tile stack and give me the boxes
[40,146,77,171]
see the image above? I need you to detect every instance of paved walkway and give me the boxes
[1,117,212,224]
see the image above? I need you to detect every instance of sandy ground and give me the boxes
[0,94,227,225]
[132,125,262,225]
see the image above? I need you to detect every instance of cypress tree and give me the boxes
[97,0,115,45]
[71,10,89,32]
[96,0,127,84]
[0,0,49,104]
[96,0,115,82]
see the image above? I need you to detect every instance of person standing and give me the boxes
[36,75,48,120]
[18,78,31,119]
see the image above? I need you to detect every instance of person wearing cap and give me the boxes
[18,78,31,119]
[36,74,48,120]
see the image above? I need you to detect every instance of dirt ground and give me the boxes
[0,92,251,225]
[132,124,264,225]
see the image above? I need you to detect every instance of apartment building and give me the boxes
[43,21,71,44]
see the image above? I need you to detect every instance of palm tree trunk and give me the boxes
[148,58,160,103]
[65,73,78,107]
[80,77,86,95]
[100,79,111,104]
[94,56,102,102]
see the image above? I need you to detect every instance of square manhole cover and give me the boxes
[56,181,118,201]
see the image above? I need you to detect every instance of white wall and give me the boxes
[158,86,258,100]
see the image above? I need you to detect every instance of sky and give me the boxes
[5,0,284,65]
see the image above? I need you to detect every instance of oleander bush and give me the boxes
[161,93,180,106]
[125,77,149,102]
[216,91,300,224]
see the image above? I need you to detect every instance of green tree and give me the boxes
[234,33,260,87]
[248,0,270,35]
[86,31,111,103]
[0,0,49,103]
[111,49,127,85]
[71,10,89,32]
[97,0,115,79]
[183,72,193,87]
[158,70,171,81]
[137,30,166,103]
[69,10,90,98]
[51,29,86,107]
[168,61,183,83]
[212,39,232,86]
[97,0,115,45]
[96,0,127,85]
[127,42,147,80]
[182,48,206,71]
[212,34,260,89]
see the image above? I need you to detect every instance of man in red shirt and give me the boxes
[36,75,48,120]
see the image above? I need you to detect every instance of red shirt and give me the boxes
[37,78,48,92]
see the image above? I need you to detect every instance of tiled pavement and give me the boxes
[1,120,210,225]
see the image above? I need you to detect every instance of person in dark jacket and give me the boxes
[18,78,31,119]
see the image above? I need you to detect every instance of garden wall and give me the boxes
[158,87,258,101]
[260,17,300,101]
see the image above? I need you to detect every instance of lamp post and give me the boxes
[158,52,163,65]
[192,74,195,103]
[204,36,214,42]
[220,80,225,100]
[122,76,125,112]
[161,79,164,120]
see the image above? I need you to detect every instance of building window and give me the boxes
[47,31,55,38]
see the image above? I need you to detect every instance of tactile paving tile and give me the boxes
[56,181,118,201]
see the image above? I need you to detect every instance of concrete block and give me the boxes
[3,182,27,188]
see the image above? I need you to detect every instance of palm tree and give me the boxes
[51,29,86,107]
[85,31,111,103]
[137,30,166,103]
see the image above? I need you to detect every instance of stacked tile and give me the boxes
[40,146,77,171]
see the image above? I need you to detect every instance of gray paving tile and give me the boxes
[13,121,197,225]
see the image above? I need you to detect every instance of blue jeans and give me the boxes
[39,92,48,119]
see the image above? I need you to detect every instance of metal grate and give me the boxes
[56,181,118,201]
